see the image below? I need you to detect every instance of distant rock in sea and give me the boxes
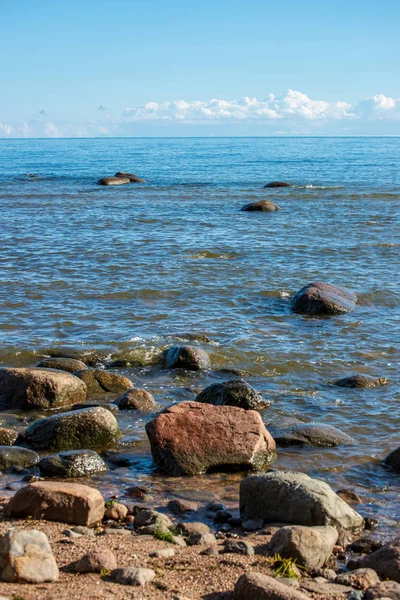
[263,181,291,188]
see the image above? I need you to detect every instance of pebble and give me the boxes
[149,548,175,558]
[223,540,255,555]
[186,532,217,546]
[111,567,156,586]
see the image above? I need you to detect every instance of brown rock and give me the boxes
[145,401,276,476]
[234,571,309,599]
[241,200,281,212]
[0,529,59,583]
[0,367,87,409]
[4,481,105,526]
[97,177,130,186]
[336,489,363,504]
[104,502,128,521]
[115,388,156,412]
[364,580,400,599]
[357,537,400,582]
[176,522,210,536]
[37,357,87,373]
[163,345,211,370]
[74,369,133,396]
[334,374,388,388]
[71,548,117,573]
[0,428,18,446]
[336,568,380,590]
[115,171,146,183]
[292,282,357,316]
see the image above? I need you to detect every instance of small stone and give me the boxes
[336,568,380,590]
[115,388,156,412]
[97,176,131,186]
[200,546,219,556]
[176,522,210,536]
[74,369,133,396]
[72,548,117,573]
[167,499,197,515]
[0,529,58,583]
[364,580,400,599]
[264,181,291,188]
[364,517,379,530]
[228,517,243,528]
[223,540,254,555]
[267,525,338,570]
[149,548,175,558]
[37,357,87,373]
[126,485,151,498]
[0,429,18,446]
[196,379,269,410]
[62,529,82,538]
[111,566,156,586]
[205,501,226,513]
[186,533,217,546]
[0,446,40,470]
[214,510,232,523]
[337,489,363,504]
[349,536,382,554]
[102,528,132,536]
[134,509,172,532]
[357,537,400,582]
[104,502,129,521]
[164,345,211,370]
[242,517,264,531]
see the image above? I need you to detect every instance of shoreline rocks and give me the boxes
[25,406,120,451]
[273,423,356,447]
[39,449,108,478]
[266,525,338,569]
[0,367,87,409]
[0,446,40,470]
[292,281,357,316]
[36,357,87,373]
[0,529,59,583]
[163,345,211,370]
[114,388,156,412]
[145,401,276,475]
[195,379,270,410]
[334,374,388,388]
[74,369,133,396]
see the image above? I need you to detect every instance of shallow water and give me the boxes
[0,137,399,536]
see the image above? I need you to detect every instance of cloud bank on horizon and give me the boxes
[2,90,400,137]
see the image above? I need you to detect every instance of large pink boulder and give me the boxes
[145,401,276,476]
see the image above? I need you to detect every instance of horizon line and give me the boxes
[1,135,400,140]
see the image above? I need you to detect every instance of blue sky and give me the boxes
[1,0,400,136]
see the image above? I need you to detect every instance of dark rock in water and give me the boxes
[172,332,212,343]
[97,176,130,186]
[216,368,250,378]
[37,357,87,373]
[273,423,356,447]
[167,498,196,515]
[384,446,400,472]
[264,181,291,188]
[24,407,120,451]
[115,388,156,412]
[0,367,87,410]
[71,402,119,414]
[115,171,146,183]
[356,537,400,582]
[241,200,281,212]
[45,348,106,367]
[0,427,18,445]
[145,401,276,476]
[195,379,269,410]
[0,446,39,470]
[39,450,108,478]
[163,345,211,370]
[349,536,383,554]
[292,282,357,316]
[74,369,133,396]
[336,489,363,504]
[334,374,388,388]
[240,471,364,531]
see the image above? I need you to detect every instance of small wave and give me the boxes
[302,185,344,190]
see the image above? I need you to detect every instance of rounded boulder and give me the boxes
[195,379,269,410]
[74,369,133,396]
[292,282,357,316]
[163,345,211,370]
[241,200,281,212]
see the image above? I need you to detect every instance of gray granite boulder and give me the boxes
[292,282,357,316]
[163,345,211,370]
[195,379,269,410]
[273,423,356,447]
[266,525,338,569]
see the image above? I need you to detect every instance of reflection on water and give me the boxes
[0,137,399,537]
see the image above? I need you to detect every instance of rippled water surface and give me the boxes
[0,137,399,535]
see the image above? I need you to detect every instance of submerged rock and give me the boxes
[240,471,364,531]
[0,529,59,583]
[195,379,269,410]
[0,428,18,446]
[273,423,356,447]
[241,200,281,212]
[0,446,39,470]
[145,401,276,476]
[163,345,211,370]
[0,367,87,409]
[45,348,106,366]
[266,525,338,570]
[385,446,400,472]
[264,181,291,188]
[5,481,105,525]
[115,171,146,183]
[292,282,357,316]
[25,407,120,451]
[39,449,108,478]
[97,176,130,186]
[37,357,87,373]
[334,374,388,388]
[114,388,156,412]
[74,369,133,396]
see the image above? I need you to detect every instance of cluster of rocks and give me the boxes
[97,171,146,186]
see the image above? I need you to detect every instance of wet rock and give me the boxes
[104,502,128,521]
[205,501,226,513]
[292,282,357,316]
[234,571,309,600]
[0,428,18,446]
[37,357,87,373]
[264,181,291,188]
[0,367,87,409]
[39,449,108,478]
[163,345,211,370]
[146,401,276,476]
[25,407,120,451]
[334,374,388,388]
[125,485,151,499]
[0,446,39,470]
[356,537,400,582]
[364,580,400,599]
[336,568,380,590]
[71,548,117,573]
[167,499,196,515]
[176,522,210,536]
[195,379,269,410]
[364,517,379,530]
[223,540,254,555]
[273,423,356,447]
[5,481,105,525]
[336,489,363,505]
[134,509,172,534]
[242,517,264,531]
[228,517,243,528]
[172,332,212,343]
[186,532,217,546]
[267,525,338,570]
[115,388,156,412]
[115,171,146,183]
[97,176,130,186]
[240,471,364,531]
[213,509,232,523]
[149,548,175,558]
[71,401,119,414]
[0,529,58,583]
[111,567,156,586]
[384,447,400,472]
[45,348,106,366]
[348,536,382,554]
[74,369,133,396]
[241,200,281,212]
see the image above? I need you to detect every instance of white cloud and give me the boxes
[45,122,61,137]
[0,123,13,135]
[355,94,400,119]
